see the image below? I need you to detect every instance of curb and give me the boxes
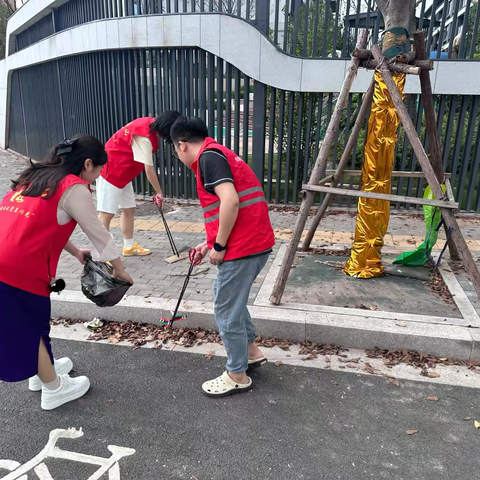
[52,289,480,363]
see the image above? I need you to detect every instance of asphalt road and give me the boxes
[1,338,479,480]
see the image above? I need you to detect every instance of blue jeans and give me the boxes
[213,253,269,374]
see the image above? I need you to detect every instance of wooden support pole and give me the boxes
[302,184,459,209]
[361,59,433,71]
[269,30,370,305]
[413,33,444,184]
[362,61,421,74]
[371,44,480,299]
[395,51,417,64]
[324,170,452,178]
[302,77,375,251]
[413,30,460,261]
[318,175,334,186]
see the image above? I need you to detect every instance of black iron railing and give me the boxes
[8,48,480,211]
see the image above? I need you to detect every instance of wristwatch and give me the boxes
[213,242,227,252]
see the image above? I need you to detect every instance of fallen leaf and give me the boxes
[475,421,480,430]
[205,351,214,360]
[464,417,472,421]
[406,430,418,435]
[196,331,206,339]
[275,360,283,366]
[427,372,440,378]
[355,304,370,310]
[396,323,407,327]
[426,396,439,401]
[108,336,120,345]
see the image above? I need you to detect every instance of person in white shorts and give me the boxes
[97,117,164,256]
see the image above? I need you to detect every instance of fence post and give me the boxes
[251,0,270,185]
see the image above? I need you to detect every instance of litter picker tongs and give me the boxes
[159,248,202,329]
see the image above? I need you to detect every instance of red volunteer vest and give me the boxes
[102,117,159,188]
[192,138,275,261]
[0,175,90,297]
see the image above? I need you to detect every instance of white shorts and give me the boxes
[96,176,136,214]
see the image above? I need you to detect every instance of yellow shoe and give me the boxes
[122,242,152,257]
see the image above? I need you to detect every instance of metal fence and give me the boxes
[8,47,480,211]
[12,0,480,60]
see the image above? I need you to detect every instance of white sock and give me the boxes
[43,375,61,391]
[124,239,135,249]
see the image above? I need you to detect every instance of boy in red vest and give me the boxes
[157,111,275,398]
[98,117,164,256]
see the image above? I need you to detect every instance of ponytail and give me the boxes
[149,110,181,143]
[153,111,209,144]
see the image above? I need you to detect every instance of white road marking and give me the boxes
[0,428,135,480]
[0,462,27,480]
[34,463,54,480]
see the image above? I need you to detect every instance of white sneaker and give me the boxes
[41,374,90,411]
[28,357,74,392]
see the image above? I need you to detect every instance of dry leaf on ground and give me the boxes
[426,396,439,401]
[204,351,214,360]
[387,378,400,387]
[50,318,480,376]
[475,421,480,430]
[406,430,419,435]
[275,361,283,366]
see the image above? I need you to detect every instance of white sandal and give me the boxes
[248,356,268,370]
[201,371,253,398]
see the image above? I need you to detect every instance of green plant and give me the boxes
[465,3,480,59]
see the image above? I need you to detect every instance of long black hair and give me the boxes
[151,110,209,144]
[11,134,107,198]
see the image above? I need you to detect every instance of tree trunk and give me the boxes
[375,0,416,31]
[375,0,416,57]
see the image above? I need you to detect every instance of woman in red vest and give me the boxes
[157,111,275,398]
[0,135,132,411]
[98,117,165,257]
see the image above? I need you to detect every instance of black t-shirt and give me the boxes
[198,149,233,195]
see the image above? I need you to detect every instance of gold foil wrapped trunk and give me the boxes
[344,71,406,278]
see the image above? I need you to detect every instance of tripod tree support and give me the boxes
[412,31,460,261]
[302,77,375,251]
[370,44,480,298]
[269,30,369,305]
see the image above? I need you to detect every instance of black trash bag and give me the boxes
[81,255,131,307]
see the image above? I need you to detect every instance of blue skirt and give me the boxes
[0,280,53,382]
